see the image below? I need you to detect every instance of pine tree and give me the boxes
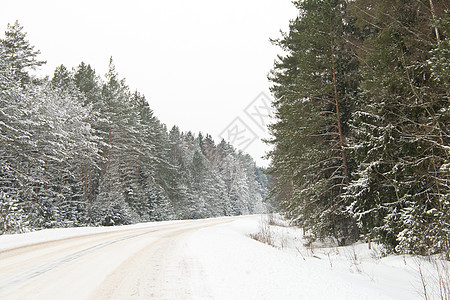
[267,0,359,244]
[1,21,45,85]
[51,65,73,90]
[0,46,29,200]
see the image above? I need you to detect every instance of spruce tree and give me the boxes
[345,0,449,254]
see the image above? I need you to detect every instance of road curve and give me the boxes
[0,217,236,299]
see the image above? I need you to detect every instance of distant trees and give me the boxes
[268,0,449,255]
[0,21,268,234]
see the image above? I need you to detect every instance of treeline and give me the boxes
[0,21,268,233]
[267,0,449,256]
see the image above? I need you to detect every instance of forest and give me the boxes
[1,0,449,260]
[0,21,268,233]
[267,0,449,256]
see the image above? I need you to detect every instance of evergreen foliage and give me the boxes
[1,20,45,85]
[268,0,449,255]
[0,22,268,232]
[267,0,359,245]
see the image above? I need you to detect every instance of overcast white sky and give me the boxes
[1,0,298,167]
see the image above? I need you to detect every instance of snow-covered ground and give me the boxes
[184,215,448,300]
[0,215,448,299]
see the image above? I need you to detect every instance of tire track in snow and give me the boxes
[0,217,235,299]
[0,229,159,293]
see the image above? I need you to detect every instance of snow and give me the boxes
[0,215,447,299]
[183,215,447,299]
[0,219,183,252]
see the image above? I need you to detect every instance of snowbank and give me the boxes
[184,215,448,300]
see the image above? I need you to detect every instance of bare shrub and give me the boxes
[434,258,449,300]
[250,218,274,247]
[415,256,449,300]
[345,245,362,273]
[267,213,289,227]
[267,213,276,226]
[295,246,306,261]
[279,229,288,249]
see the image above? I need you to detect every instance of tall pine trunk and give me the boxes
[329,15,349,186]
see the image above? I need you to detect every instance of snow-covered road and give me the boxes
[0,215,442,299]
[0,217,235,299]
